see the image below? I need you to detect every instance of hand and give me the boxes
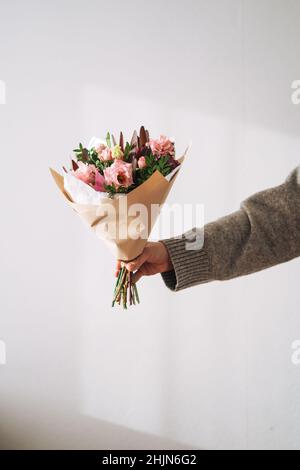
[115,241,174,283]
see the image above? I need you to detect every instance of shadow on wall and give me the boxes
[0,406,197,450]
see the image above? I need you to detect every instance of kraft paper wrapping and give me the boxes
[50,157,184,261]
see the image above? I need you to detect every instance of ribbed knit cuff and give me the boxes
[160,231,211,292]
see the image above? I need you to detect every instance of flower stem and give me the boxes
[112,266,140,309]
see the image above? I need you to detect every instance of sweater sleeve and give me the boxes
[161,167,300,291]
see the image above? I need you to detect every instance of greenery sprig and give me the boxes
[135,154,171,185]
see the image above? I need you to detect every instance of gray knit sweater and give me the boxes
[161,167,300,291]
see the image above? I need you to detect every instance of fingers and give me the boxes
[132,270,144,284]
[125,250,149,272]
[116,245,150,279]
[116,260,144,283]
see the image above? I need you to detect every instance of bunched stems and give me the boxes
[112,267,140,309]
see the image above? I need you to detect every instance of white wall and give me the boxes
[0,0,300,450]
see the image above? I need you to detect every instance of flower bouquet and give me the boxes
[50,126,186,308]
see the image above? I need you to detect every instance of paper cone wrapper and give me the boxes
[50,157,184,261]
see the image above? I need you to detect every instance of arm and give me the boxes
[117,167,300,291]
[161,167,300,291]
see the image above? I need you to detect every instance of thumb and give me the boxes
[125,250,149,272]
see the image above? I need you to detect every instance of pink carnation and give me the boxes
[147,135,175,157]
[104,159,133,190]
[95,143,113,161]
[73,161,105,192]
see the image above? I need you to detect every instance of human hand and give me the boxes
[115,241,173,283]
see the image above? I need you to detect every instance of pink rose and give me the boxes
[95,143,113,161]
[138,156,147,169]
[73,161,105,192]
[147,135,175,157]
[104,159,133,190]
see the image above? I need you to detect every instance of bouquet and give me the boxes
[50,126,186,308]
